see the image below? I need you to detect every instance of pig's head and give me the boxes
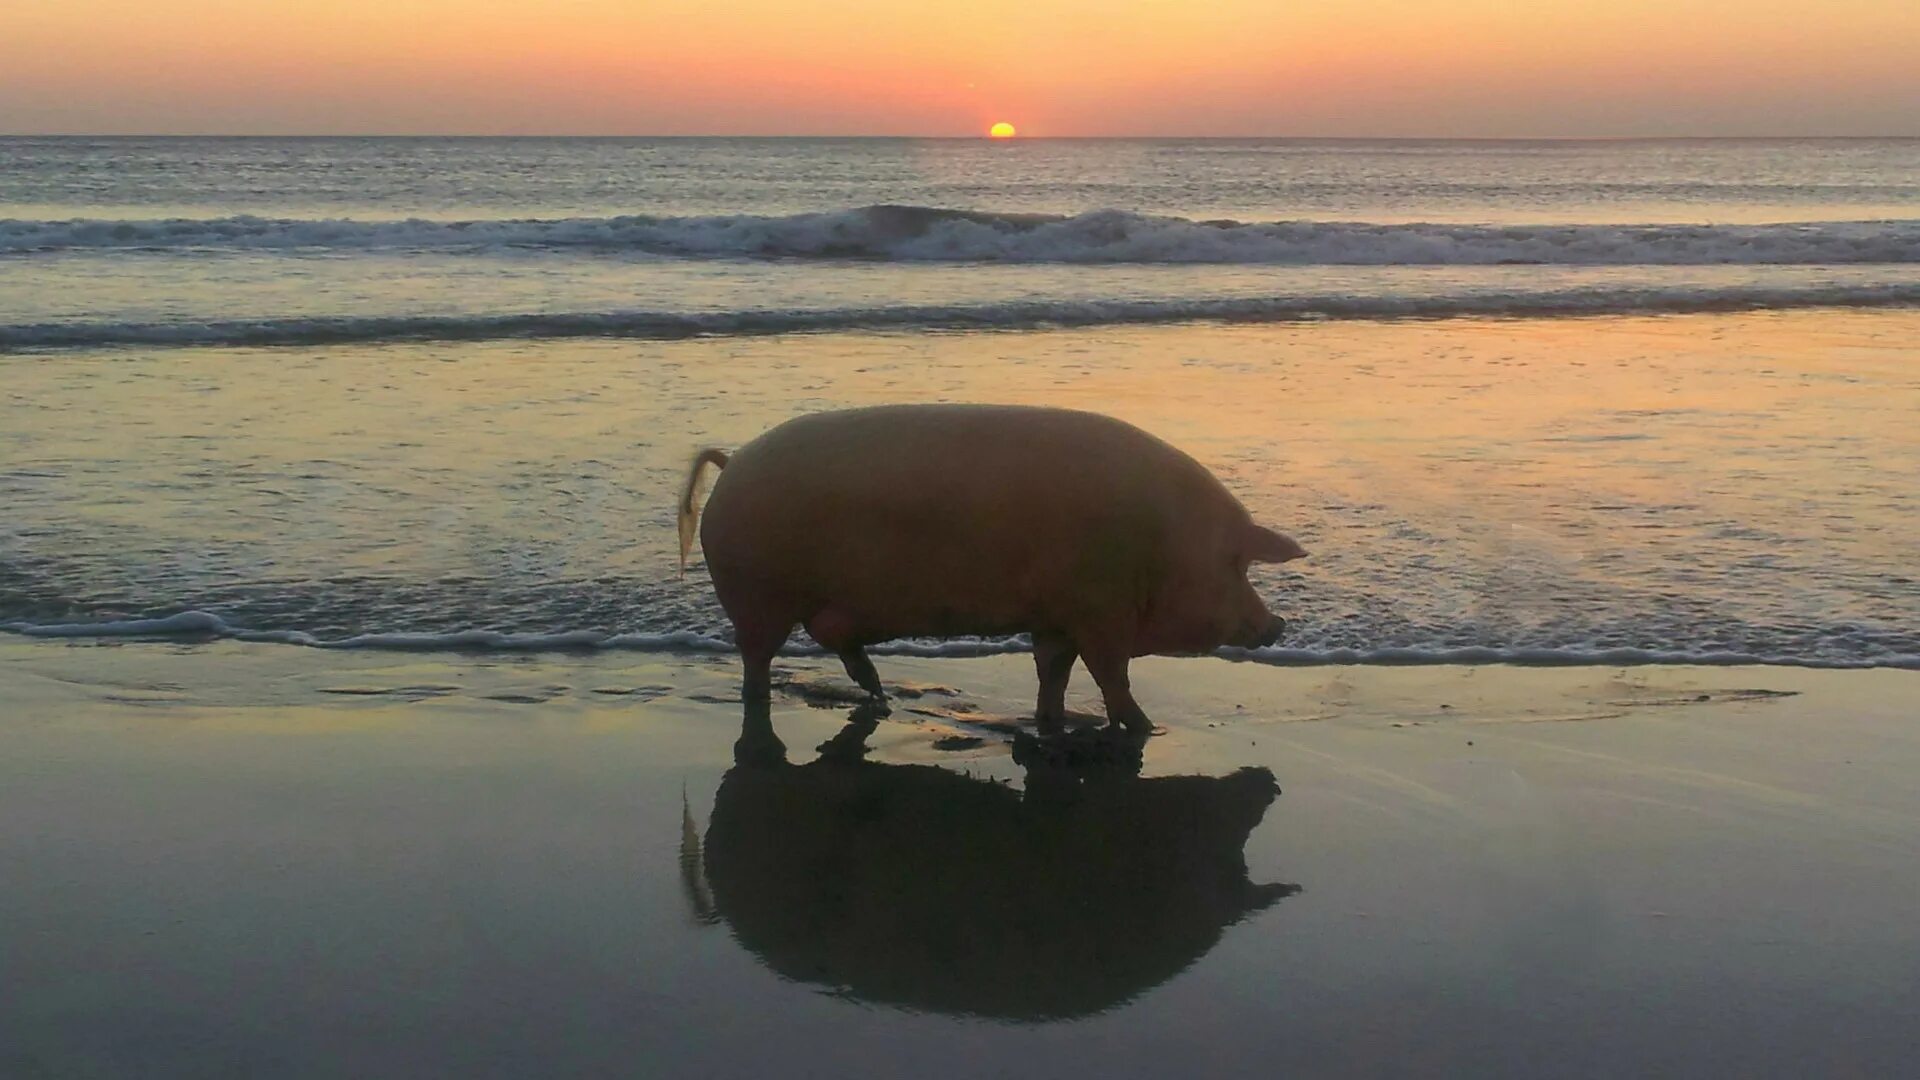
[1142,520,1306,655]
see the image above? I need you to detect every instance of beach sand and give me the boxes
[4,639,1917,1077]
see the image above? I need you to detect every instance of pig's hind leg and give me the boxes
[836,646,887,705]
[1032,631,1078,734]
[806,607,889,706]
[734,616,791,704]
[713,572,800,705]
[729,613,794,764]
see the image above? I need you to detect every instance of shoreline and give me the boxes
[4,634,1910,741]
[8,621,1920,672]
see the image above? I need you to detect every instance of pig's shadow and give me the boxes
[683,706,1299,1022]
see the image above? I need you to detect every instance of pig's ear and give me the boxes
[1247,525,1307,564]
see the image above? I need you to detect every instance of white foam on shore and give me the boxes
[8,281,1920,351]
[6,612,1917,670]
[6,207,1917,264]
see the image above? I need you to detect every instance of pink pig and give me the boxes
[679,405,1305,734]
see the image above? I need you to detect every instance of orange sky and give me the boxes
[4,0,1917,135]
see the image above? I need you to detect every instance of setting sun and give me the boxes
[988,121,1017,138]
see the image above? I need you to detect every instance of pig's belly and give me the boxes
[766,553,1043,639]
[707,516,1055,639]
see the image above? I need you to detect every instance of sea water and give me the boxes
[2,137,1917,666]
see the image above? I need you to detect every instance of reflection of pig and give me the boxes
[684,746,1295,1021]
[679,405,1306,733]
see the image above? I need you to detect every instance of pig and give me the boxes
[677,404,1306,735]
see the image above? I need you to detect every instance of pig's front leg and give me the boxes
[1080,641,1153,735]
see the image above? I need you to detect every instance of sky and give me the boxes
[4,0,1917,136]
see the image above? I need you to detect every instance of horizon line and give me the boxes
[5,132,1917,141]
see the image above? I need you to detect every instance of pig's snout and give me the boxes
[1232,614,1286,650]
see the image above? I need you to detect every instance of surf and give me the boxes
[8,282,1920,351]
[6,206,1918,264]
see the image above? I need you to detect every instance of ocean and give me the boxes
[2,136,1917,667]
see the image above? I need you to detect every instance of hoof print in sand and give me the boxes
[930,734,986,751]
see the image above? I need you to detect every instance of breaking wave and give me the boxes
[5,206,1918,264]
[9,282,1920,350]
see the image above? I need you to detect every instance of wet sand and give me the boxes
[4,640,1918,1077]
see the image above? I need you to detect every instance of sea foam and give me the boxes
[5,612,1917,670]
